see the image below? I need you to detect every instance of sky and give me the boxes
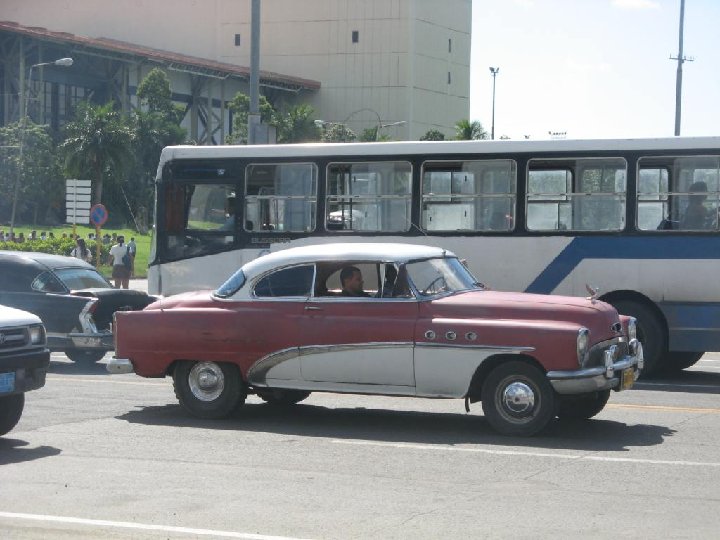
[469,0,720,140]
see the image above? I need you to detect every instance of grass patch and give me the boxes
[0,225,152,278]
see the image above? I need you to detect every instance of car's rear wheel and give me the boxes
[65,349,107,363]
[173,361,245,419]
[481,361,555,436]
[257,389,311,406]
[0,394,24,437]
[556,389,611,421]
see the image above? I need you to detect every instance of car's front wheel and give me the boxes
[0,393,25,437]
[481,361,555,436]
[65,349,107,363]
[173,361,245,419]
[257,389,311,406]
[556,389,611,421]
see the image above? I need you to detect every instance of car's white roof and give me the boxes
[0,304,42,327]
[241,243,453,279]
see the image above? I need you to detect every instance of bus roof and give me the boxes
[159,136,720,165]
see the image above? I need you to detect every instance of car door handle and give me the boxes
[304,305,323,311]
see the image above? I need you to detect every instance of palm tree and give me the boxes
[454,119,488,141]
[61,102,134,204]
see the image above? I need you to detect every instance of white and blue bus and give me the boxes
[148,137,720,375]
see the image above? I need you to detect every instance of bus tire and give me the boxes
[481,361,555,436]
[663,351,703,372]
[610,300,666,377]
[556,390,611,421]
[173,361,245,419]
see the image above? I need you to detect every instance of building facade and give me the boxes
[1,0,471,141]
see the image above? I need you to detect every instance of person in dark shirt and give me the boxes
[340,266,370,297]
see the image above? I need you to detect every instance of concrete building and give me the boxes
[1,0,471,141]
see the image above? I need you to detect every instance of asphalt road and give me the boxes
[1,352,719,539]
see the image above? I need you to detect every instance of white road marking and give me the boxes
[0,512,313,540]
[332,440,720,468]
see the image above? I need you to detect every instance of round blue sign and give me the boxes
[90,204,108,227]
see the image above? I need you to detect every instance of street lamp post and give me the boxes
[489,67,499,140]
[10,57,73,233]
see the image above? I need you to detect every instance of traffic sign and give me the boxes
[66,179,92,224]
[89,204,108,227]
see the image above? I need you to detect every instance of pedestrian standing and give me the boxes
[109,235,131,289]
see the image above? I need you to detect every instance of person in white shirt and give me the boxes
[109,235,130,289]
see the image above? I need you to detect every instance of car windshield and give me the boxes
[55,267,112,290]
[405,256,482,297]
[214,269,247,298]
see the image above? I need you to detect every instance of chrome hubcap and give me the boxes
[502,381,535,415]
[188,362,225,402]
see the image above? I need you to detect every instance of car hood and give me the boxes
[0,304,43,326]
[425,290,622,341]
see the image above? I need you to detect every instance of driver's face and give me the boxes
[345,270,364,294]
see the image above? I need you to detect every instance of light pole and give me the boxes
[489,67,499,140]
[671,0,693,136]
[10,57,73,233]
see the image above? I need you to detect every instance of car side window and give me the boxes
[31,271,66,293]
[254,264,314,298]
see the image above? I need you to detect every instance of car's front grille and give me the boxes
[585,338,629,368]
[0,327,29,351]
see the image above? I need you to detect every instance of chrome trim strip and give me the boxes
[415,342,535,352]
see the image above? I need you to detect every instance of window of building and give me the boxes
[638,156,719,231]
[352,30,359,43]
[449,38,452,53]
[448,71,452,84]
[526,158,627,231]
[245,162,318,232]
[234,34,241,46]
[326,161,412,232]
[421,160,517,231]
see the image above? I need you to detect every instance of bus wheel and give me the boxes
[481,361,555,436]
[173,361,245,419]
[664,351,704,372]
[611,300,666,377]
[556,390,611,421]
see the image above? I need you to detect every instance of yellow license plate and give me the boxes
[620,368,635,390]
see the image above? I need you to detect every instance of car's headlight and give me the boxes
[29,324,46,345]
[577,327,590,366]
[627,317,637,341]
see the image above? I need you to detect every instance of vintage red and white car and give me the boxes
[109,243,643,436]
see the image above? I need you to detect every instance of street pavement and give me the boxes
[1,353,719,539]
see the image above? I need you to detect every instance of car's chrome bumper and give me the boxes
[106,358,134,374]
[69,330,114,350]
[547,339,644,394]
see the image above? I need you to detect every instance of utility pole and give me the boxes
[248,0,261,144]
[489,67,499,140]
[671,0,693,136]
